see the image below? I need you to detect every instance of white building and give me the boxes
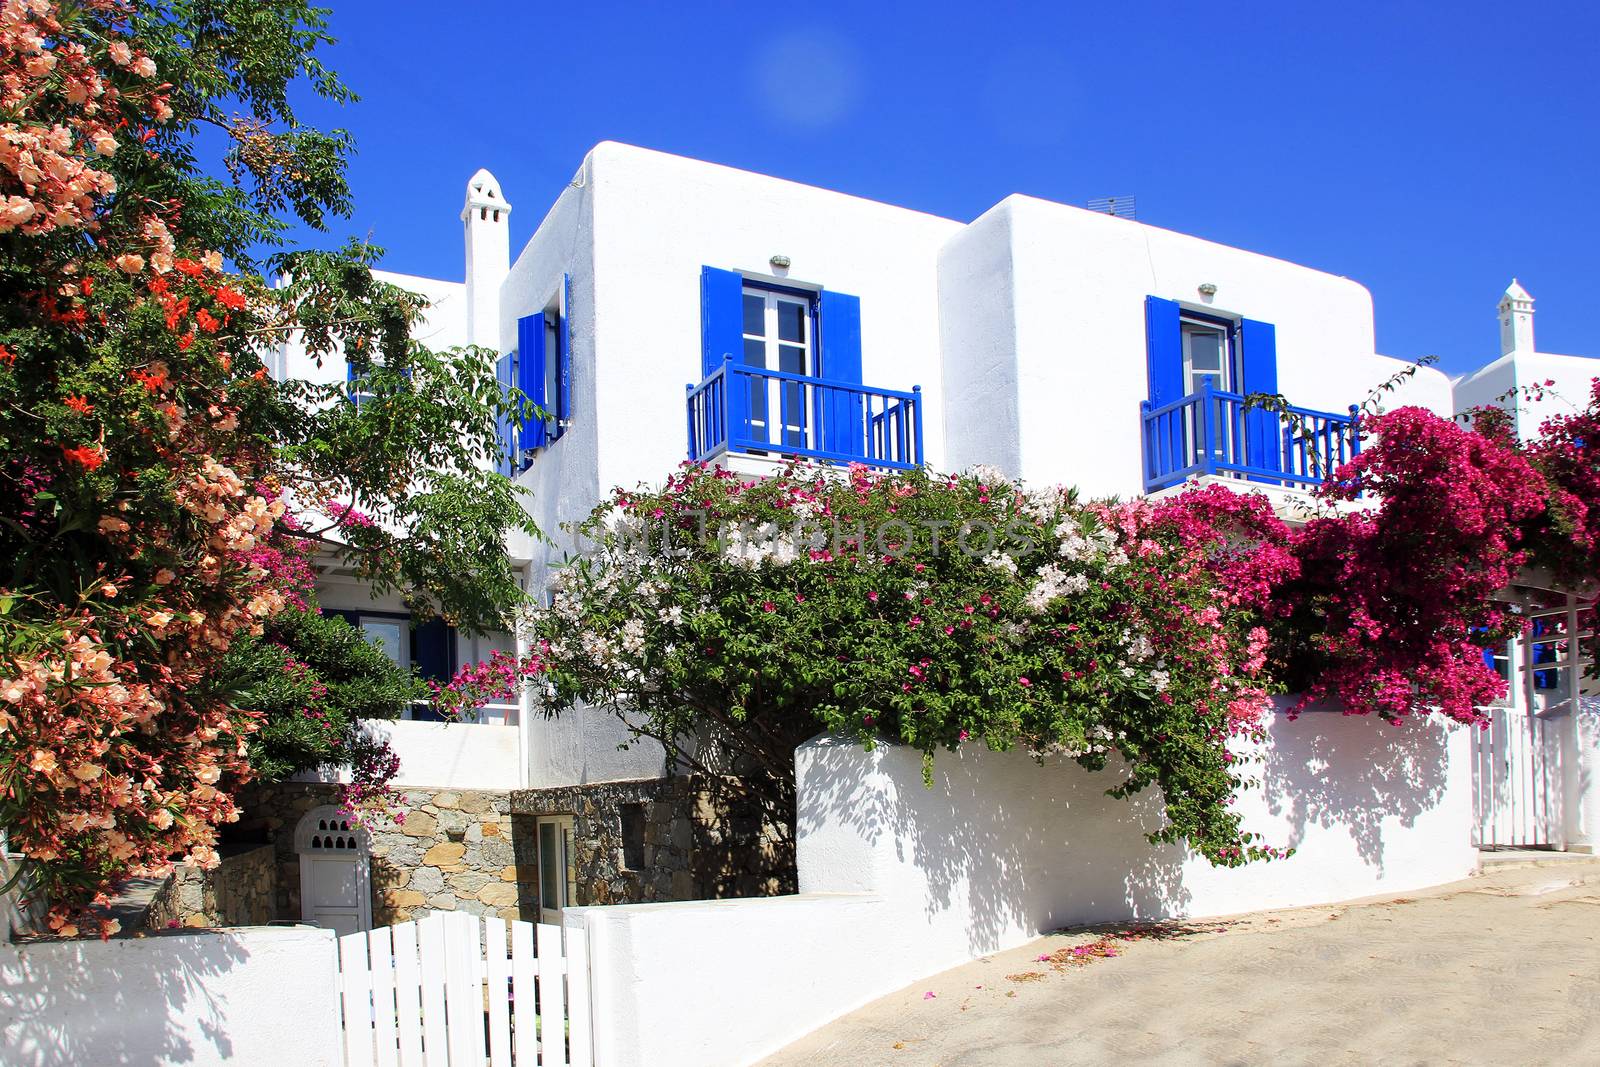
[271,142,1595,936]
[1453,278,1597,439]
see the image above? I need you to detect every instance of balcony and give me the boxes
[686,356,924,470]
[1141,376,1360,494]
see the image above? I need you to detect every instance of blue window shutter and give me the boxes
[559,273,573,426]
[494,351,517,476]
[518,312,547,453]
[700,267,743,376]
[1238,317,1282,477]
[412,618,456,683]
[1144,296,1185,467]
[700,266,747,444]
[819,290,865,457]
[1144,297,1184,404]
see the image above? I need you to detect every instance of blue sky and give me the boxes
[287,0,1598,376]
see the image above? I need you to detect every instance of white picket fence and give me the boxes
[336,911,594,1067]
[1471,706,1561,848]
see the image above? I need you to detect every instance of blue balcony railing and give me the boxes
[1140,376,1360,493]
[687,356,924,470]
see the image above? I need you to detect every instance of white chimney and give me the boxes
[1497,278,1535,357]
[462,168,511,349]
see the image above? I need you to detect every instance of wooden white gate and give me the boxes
[337,910,594,1067]
[1472,706,1561,848]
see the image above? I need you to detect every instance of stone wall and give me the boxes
[142,843,276,930]
[511,774,793,908]
[236,782,535,926]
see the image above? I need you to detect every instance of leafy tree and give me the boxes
[0,0,536,935]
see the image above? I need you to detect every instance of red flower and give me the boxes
[214,287,246,310]
[194,309,219,334]
[174,258,204,277]
[62,445,104,470]
[64,395,93,414]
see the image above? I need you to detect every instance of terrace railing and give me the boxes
[1141,375,1360,493]
[687,356,923,471]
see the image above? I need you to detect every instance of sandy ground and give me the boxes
[759,859,1600,1067]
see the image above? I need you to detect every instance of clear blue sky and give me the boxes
[287,0,1598,376]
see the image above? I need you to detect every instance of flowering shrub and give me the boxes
[1270,407,1546,724]
[431,650,544,722]
[0,1,539,936]
[1522,378,1600,586]
[529,462,1292,866]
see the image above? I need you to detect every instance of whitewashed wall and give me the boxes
[507,143,965,789]
[1561,697,1600,852]
[571,702,1477,1067]
[0,926,340,1066]
[939,195,1455,497]
[1454,349,1600,440]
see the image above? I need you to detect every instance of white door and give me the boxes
[296,806,372,933]
[300,853,368,935]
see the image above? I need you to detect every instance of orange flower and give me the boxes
[194,308,219,334]
[63,445,104,470]
[174,258,204,277]
[64,394,93,414]
[214,287,246,310]
[0,344,14,366]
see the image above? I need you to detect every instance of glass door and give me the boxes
[742,288,815,451]
[1181,318,1238,470]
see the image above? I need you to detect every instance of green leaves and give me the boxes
[533,463,1283,865]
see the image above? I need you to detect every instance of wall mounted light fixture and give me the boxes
[1198,282,1218,297]
[769,254,792,269]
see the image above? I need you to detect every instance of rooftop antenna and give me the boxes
[1087,195,1136,220]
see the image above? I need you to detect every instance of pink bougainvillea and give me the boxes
[1278,406,1547,724]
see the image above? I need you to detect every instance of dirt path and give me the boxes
[759,860,1600,1067]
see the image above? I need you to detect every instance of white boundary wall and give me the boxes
[0,925,340,1066]
[570,702,1477,1066]
[297,718,523,791]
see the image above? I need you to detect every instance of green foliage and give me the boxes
[535,463,1289,865]
[220,607,419,782]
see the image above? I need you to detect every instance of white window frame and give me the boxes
[536,814,576,924]
[1180,316,1238,394]
[742,286,816,449]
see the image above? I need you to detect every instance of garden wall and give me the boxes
[512,773,794,906]
[571,702,1478,1066]
[238,781,533,925]
[144,843,276,930]
[0,926,340,1066]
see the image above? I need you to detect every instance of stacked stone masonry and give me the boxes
[237,782,536,926]
[141,842,276,930]
[511,774,795,906]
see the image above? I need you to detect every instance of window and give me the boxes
[1181,316,1238,394]
[537,815,576,923]
[500,273,573,474]
[542,309,564,443]
[337,611,458,721]
[699,266,865,460]
[620,804,646,871]
[1144,296,1283,481]
[357,616,407,672]
[742,284,817,449]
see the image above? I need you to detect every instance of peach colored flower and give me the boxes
[114,253,143,273]
[30,750,57,773]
